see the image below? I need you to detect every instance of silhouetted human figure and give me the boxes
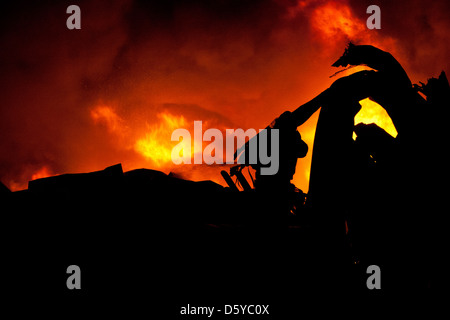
[282,43,449,291]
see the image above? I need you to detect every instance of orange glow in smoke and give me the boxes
[81,100,398,191]
[134,113,190,167]
[3,0,447,193]
[311,2,365,40]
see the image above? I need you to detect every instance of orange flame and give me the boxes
[7,166,55,192]
[355,98,398,137]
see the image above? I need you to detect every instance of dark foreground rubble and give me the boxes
[1,43,449,314]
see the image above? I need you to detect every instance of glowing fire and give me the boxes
[31,166,53,181]
[90,105,194,167]
[134,113,190,167]
[355,98,398,138]
[0,0,445,196]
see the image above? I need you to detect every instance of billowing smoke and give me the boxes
[1,0,449,191]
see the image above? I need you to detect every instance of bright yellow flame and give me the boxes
[354,98,398,138]
[134,113,189,167]
[311,2,365,39]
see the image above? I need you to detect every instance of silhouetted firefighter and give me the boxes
[225,42,449,291]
